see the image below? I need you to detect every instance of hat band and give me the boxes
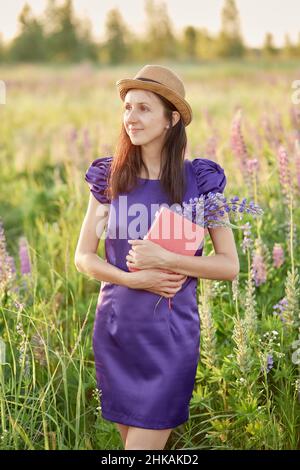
[136,77,163,85]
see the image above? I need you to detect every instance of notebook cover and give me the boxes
[128,206,205,272]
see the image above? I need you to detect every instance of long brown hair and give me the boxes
[107,91,188,205]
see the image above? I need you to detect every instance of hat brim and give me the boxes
[116,78,192,127]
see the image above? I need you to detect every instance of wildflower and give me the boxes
[31,332,47,366]
[205,133,219,160]
[241,222,253,254]
[243,268,258,337]
[231,275,239,302]
[261,111,279,149]
[252,251,267,286]
[183,192,263,229]
[18,236,31,275]
[276,145,292,204]
[198,296,218,369]
[266,353,274,372]
[272,297,288,323]
[273,243,284,268]
[246,158,259,175]
[232,316,253,374]
[0,218,16,295]
[82,127,92,160]
[16,322,31,378]
[294,378,300,393]
[230,108,250,179]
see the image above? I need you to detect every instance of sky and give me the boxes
[0,0,299,47]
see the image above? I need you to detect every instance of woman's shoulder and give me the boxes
[186,156,227,195]
[85,156,113,203]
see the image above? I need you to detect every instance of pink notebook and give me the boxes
[128,206,207,310]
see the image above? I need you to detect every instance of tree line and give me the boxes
[0,0,299,64]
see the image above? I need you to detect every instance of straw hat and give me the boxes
[116,64,193,126]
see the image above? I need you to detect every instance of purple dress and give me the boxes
[84,156,226,429]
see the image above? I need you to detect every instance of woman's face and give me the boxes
[123,89,170,145]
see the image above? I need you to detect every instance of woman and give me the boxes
[74,64,240,450]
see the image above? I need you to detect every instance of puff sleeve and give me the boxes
[85,156,113,204]
[191,157,227,196]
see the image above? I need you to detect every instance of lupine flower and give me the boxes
[282,269,300,327]
[18,236,31,275]
[231,276,239,303]
[16,322,31,379]
[241,222,253,254]
[205,134,219,160]
[259,331,282,374]
[273,243,284,268]
[82,127,93,162]
[0,219,15,294]
[176,192,264,229]
[260,353,274,374]
[266,353,274,373]
[243,267,258,338]
[232,316,253,374]
[31,333,47,366]
[66,126,79,162]
[246,158,259,175]
[272,297,288,323]
[273,112,285,143]
[230,108,250,180]
[276,145,292,203]
[261,111,279,149]
[198,297,218,369]
[69,127,78,144]
[252,250,267,286]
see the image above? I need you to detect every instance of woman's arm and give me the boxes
[74,194,128,286]
[161,213,240,281]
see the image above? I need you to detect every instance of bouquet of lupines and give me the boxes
[176,192,264,229]
[152,192,264,314]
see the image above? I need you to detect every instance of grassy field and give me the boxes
[0,60,300,450]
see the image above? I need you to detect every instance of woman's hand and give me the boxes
[125,268,187,298]
[126,239,171,271]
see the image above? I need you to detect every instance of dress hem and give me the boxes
[100,407,189,430]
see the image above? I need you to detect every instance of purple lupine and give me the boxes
[272,297,288,323]
[205,134,219,161]
[261,111,279,149]
[246,158,259,175]
[66,126,79,162]
[69,127,78,144]
[230,109,250,182]
[272,243,284,268]
[182,193,263,227]
[273,112,285,145]
[276,145,292,203]
[266,353,274,372]
[7,255,16,276]
[252,251,267,286]
[265,354,274,373]
[82,127,92,161]
[241,222,253,254]
[18,237,31,275]
[0,219,15,292]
